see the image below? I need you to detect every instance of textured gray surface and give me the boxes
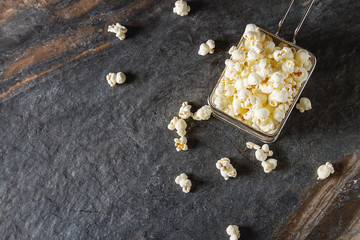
[1,0,360,239]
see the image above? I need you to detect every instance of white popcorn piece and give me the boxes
[168,116,179,130]
[255,149,267,161]
[296,97,312,113]
[178,102,192,119]
[108,23,127,40]
[116,72,126,84]
[292,67,309,83]
[198,40,215,56]
[216,158,237,180]
[317,162,335,180]
[232,49,246,61]
[214,94,228,110]
[295,49,310,64]
[192,105,212,121]
[106,72,126,86]
[173,0,191,16]
[106,73,117,87]
[175,118,187,131]
[198,43,210,56]
[175,173,192,193]
[174,136,188,151]
[246,142,260,149]
[226,225,241,240]
[261,158,278,173]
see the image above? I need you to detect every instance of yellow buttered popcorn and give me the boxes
[212,24,313,134]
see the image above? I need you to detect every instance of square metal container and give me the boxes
[208,27,317,143]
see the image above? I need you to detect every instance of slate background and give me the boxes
[1,0,360,239]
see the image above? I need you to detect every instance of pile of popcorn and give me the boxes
[246,142,277,173]
[212,24,313,134]
[168,102,212,152]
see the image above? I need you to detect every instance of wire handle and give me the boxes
[275,0,315,44]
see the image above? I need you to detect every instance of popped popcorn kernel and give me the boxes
[179,102,192,119]
[174,136,188,151]
[198,39,215,56]
[261,158,278,173]
[296,97,312,113]
[173,0,190,16]
[226,225,241,240]
[175,173,192,193]
[317,162,334,180]
[108,23,127,40]
[216,158,237,180]
[192,105,212,121]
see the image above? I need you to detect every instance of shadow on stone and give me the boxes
[187,173,205,192]
[189,1,206,15]
[126,26,143,39]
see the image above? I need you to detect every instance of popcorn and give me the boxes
[269,90,289,106]
[317,162,335,180]
[174,136,188,151]
[232,49,246,61]
[179,102,192,119]
[168,116,187,136]
[247,73,262,85]
[168,116,179,130]
[192,105,212,121]
[295,49,310,64]
[270,72,285,88]
[211,23,313,133]
[292,67,308,83]
[175,173,192,193]
[296,97,312,113]
[214,94,227,110]
[106,72,126,87]
[246,142,260,149]
[198,40,215,56]
[106,73,116,87]
[216,158,237,180]
[224,85,235,97]
[261,158,278,173]
[173,0,190,16]
[255,149,267,161]
[226,225,241,240]
[108,23,127,40]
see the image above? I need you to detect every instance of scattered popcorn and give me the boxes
[173,0,190,16]
[108,23,127,40]
[261,158,278,173]
[226,225,241,240]
[192,105,212,120]
[211,23,313,133]
[246,142,260,150]
[106,72,126,87]
[198,39,215,56]
[179,102,192,119]
[317,162,334,180]
[261,144,273,156]
[175,173,192,193]
[216,158,237,180]
[296,97,312,113]
[174,136,188,151]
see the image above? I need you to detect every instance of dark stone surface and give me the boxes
[1,0,360,239]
